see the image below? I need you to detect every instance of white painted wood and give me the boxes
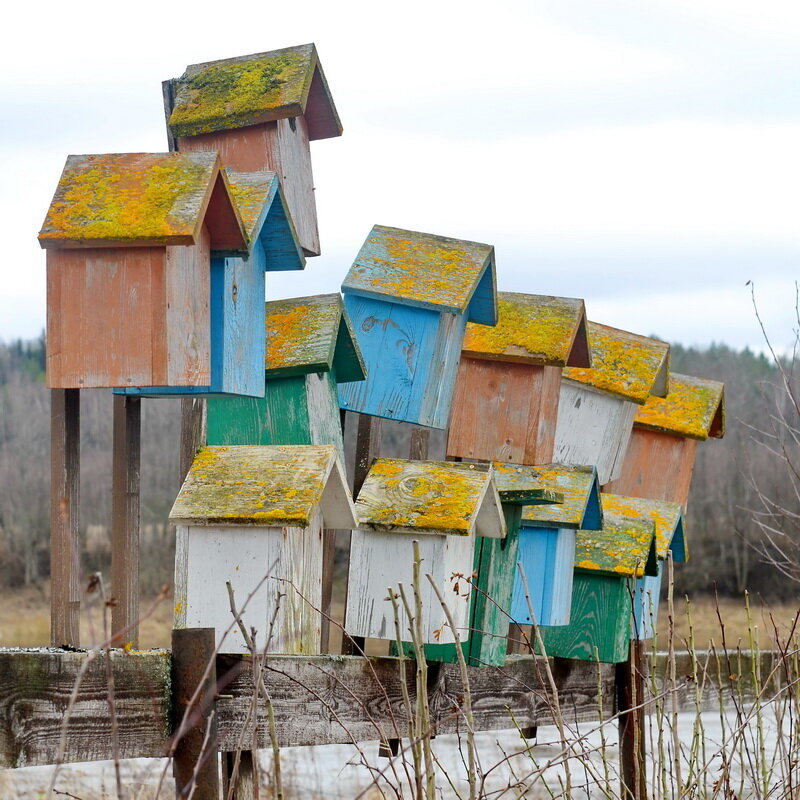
[320,454,358,529]
[606,400,639,483]
[549,528,576,626]
[306,371,346,463]
[474,479,506,539]
[176,509,324,655]
[553,379,638,485]
[346,529,474,644]
[173,525,189,629]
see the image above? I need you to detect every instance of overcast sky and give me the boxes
[2,0,797,352]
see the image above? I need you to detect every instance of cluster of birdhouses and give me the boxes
[42,40,727,668]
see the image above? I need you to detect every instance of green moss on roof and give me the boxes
[225,169,278,245]
[462,293,586,366]
[39,152,219,247]
[634,372,725,439]
[574,511,657,577]
[169,45,313,137]
[563,321,670,403]
[355,458,493,535]
[169,445,338,527]
[601,494,684,560]
[342,225,494,314]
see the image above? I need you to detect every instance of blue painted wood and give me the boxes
[549,528,576,626]
[582,480,603,530]
[258,185,305,272]
[634,570,662,640]
[466,260,498,326]
[338,295,455,427]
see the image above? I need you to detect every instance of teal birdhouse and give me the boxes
[338,225,498,429]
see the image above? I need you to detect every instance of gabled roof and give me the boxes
[575,511,658,578]
[265,294,366,383]
[168,43,342,140]
[494,463,602,530]
[634,372,725,440]
[355,459,505,538]
[462,293,591,367]
[169,445,356,528]
[342,225,498,325]
[225,170,304,271]
[436,460,563,506]
[563,321,670,404]
[39,152,247,253]
[601,494,686,562]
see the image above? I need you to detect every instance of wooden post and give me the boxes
[162,79,178,153]
[222,751,259,800]
[111,395,141,648]
[180,397,205,483]
[409,426,430,461]
[172,628,220,800]
[618,638,647,800]
[51,388,80,648]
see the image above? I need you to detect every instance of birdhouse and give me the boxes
[167,43,341,257]
[407,462,563,667]
[39,152,248,389]
[537,501,658,664]
[554,322,670,485]
[170,445,356,654]
[206,293,366,461]
[338,225,498,429]
[117,169,305,398]
[346,459,505,648]
[448,292,591,465]
[500,463,603,628]
[605,373,725,506]
[600,494,686,640]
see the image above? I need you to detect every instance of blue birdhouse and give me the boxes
[118,170,304,398]
[497,463,603,628]
[338,225,498,429]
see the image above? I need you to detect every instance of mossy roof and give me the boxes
[342,225,497,319]
[493,463,603,530]
[225,169,304,269]
[462,292,591,367]
[600,494,686,562]
[169,445,355,528]
[435,460,563,506]
[562,321,670,403]
[355,459,505,538]
[574,509,658,578]
[168,43,341,140]
[265,294,366,383]
[633,372,725,440]
[38,152,247,252]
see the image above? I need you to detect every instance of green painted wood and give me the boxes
[537,572,633,664]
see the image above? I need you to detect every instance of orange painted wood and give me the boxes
[604,428,698,507]
[178,118,320,256]
[447,357,559,465]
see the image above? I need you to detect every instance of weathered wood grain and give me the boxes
[111,395,141,648]
[50,389,80,647]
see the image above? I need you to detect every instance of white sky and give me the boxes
[1,0,797,351]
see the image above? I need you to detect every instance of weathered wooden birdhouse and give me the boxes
[346,459,505,648]
[206,293,365,460]
[499,463,603,628]
[338,225,498,429]
[448,292,591,465]
[167,43,341,257]
[600,494,686,640]
[170,444,356,654]
[410,461,563,666]
[537,501,658,663]
[554,322,670,485]
[605,373,725,507]
[118,169,305,397]
[39,152,248,390]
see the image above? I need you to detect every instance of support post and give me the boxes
[51,388,80,648]
[180,397,205,483]
[222,751,259,800]
[172,628,220,800]
[111,395,141,647]
[618,638,647,800]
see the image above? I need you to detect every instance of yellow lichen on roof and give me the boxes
[574,511,656,577]
[634,373,725,439]
[39,153,217,246]
[342,225,493,314]
[492,463,598,528]
[601,494,683,559]
[563,321,669,403]
[169,45,313,138]
[169,445,336,527]
[225,170,277,245]
[462,293,585,365]
[356,458,490,535]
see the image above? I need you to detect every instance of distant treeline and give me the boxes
[0,334,797,600]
